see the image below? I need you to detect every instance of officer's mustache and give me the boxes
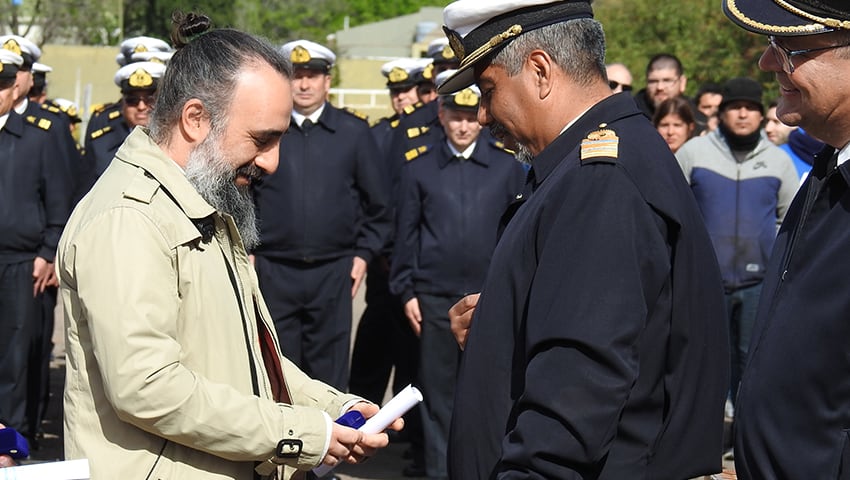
[234,163,262,183]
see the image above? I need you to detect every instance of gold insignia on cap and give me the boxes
[291,45,312,64]
[423,63,434,81]
[445,28,465,61]
[3,39,21,56]
[456,24,523,73]
[454,88,479,107]
[66,105,78,117]
[128,68,154,88]
[441,45,455,60]
[133,44,148,53]
[149,57,165,64]
[388,66,409,83]
[724,0,837,33]
[580,123,619,160]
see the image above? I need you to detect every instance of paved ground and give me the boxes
[24,290,733,479]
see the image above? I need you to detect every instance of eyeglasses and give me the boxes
[124,94,156,107]
[767,35,850,74]
[609,80,633,92]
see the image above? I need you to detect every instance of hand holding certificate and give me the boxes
[314,384,423,477]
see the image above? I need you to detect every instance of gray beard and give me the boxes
[513,143,533,165]
[184,133,261,251]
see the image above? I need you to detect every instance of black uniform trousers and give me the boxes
[0,261,39,432]
[26,285,56,438]
[417,293,461,480]
[255,255,352,391]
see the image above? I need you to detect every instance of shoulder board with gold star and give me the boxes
[90,125,114,140]
[403,102,423,115]
[404,145,429,162]
[406,125,430,139]
[25,116,52,131]
[580,124,619,163]
[40,103,61,114]
[108,110,122,120]
[490,139,515,155]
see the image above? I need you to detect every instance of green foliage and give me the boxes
[597,0,778,100]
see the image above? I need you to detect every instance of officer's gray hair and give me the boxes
[490,18,606,87]
[149,20,290,145]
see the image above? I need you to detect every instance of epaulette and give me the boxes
[403,102,423,115]
[491,139,516,154]
[580,123,619,164]
[40,103,61,114]
[108,110,122,120]
[404,145,429,161]
[90,125,113,140]
[90,102,114,115]
[25,116,52,131]
[390,118,400,129]
[344,107,369,122]
[406,126,430,139]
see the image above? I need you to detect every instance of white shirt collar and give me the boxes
[292,103,325,128]
[447,140,477,159]
[837,142,850,167]
[14,98,27,115]
[0,112,9,131]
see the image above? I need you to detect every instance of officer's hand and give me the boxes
[351,256,367,298]
[32,256,53,297]
[0,423,14,468]
[449,293,480,350]
[404,298,422,336]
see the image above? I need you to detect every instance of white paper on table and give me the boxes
[313,384,423,478]
[0,458,90,480]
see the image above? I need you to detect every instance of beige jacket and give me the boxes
[57,128,360,479]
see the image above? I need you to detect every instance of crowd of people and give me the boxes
[2,0,850,479]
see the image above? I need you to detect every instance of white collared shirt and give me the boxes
[447,140,477,159]
[292,103,325,128]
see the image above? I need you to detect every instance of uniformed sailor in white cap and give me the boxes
[28,62,52,103]
[81,60,167,189]
[116,36,173,66]
[425,37,459,76]
[382,58,429,115]
[0,35,42,110]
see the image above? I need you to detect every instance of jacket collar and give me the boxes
[437,137,490,169]
[530,92,640,189]
[115,127,216,220]
[2,110,24,138]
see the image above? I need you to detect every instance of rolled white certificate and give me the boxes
[313,384,423,477]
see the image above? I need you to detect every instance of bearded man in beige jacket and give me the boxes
[55,12,400,480]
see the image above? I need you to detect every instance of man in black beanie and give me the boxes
[675,77,798,448]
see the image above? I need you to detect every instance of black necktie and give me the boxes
[301,118,313,132]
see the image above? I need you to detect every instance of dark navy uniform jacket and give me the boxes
[734,148,850,479]
[0,110,74,264]
[80,103,129,192]
[447,93,729,479]
[370,113,400,157]
[25,100,84,202]
[386,102,440,188]
[253,102,391,264]
[389,134,525,304]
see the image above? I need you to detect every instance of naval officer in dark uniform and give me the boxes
[0,35,81,445]
[81,61,166,192]
[252,39,390,392]
[0,48,74,440]
[390,73,525,480]
[439,1,730,478]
